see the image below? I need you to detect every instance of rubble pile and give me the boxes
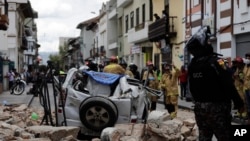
[100,110,198,141]
[0,104,197,141]
[0,104,80,141]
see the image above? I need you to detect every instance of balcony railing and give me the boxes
[148,16,177,42]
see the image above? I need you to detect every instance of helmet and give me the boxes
[234,57,243,64]
[110,56,118,63]
[245,53,250,58]
[146,61,153,66]
[186,26,213,57]
[119,59,127,67]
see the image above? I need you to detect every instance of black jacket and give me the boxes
[188,55,243,109]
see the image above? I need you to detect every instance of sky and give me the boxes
[29,0,109,53]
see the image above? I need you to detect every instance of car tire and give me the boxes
[79,96,118,132]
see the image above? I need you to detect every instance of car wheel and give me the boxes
[79,96,118,132]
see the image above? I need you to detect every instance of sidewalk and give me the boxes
[157,95,194,110]
[0,84,34,106]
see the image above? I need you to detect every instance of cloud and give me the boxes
[29,0,108,53]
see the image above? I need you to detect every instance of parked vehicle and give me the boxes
[11,76,26,95]
[56,67,162,136]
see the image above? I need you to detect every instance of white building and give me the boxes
[0,0,38,91]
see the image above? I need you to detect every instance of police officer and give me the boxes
[186,26,244,141]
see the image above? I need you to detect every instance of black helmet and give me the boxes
[119,59,127,67]
[186,26,213,57]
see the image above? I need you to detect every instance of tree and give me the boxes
[48,44,68,69]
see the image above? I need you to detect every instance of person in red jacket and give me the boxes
[178,66,188,100]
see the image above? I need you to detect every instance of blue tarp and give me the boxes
[84,71,123,85]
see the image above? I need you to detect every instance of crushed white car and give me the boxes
[56,67,162,136]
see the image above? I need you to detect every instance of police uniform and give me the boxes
[188,55,244,141]
[187,26,244,141]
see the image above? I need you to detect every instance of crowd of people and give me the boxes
[100,26,250,140]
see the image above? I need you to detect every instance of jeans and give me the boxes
[180,82,187,98]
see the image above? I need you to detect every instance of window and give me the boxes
[193,0,199,6]
[125,15,129,33]
[142,4,145,23]
[136,8,140,26]
[149,0,153,21]
[130,11,134,28]
[118,17,123,36]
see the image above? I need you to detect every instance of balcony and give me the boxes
[108,7,117,20]
[24,49,36,56]
[117,0,133,8]
[148,16,177,42]
[128,21,152,43]
[108,2,117,20]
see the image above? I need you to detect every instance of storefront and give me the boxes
[236,33,250,58]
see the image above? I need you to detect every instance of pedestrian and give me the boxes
[186,26,244,141]
[178,65,188,100]
[20,69,27,82]
[243,53,250,125]
[6,69,15,93]
[233,57,248,119]
[159,64,180,118]
[142,61,159,111]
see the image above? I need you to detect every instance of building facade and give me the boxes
[0,0,38,92]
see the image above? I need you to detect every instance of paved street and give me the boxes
[0,83,237,140]
[0,84,33,106]
[0,82,244,127]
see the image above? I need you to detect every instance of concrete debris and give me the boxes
[100,109,198,141]
[0,104,197,141]
[0,105,80,141]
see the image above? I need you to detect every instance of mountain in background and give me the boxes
[39,51,58,65]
